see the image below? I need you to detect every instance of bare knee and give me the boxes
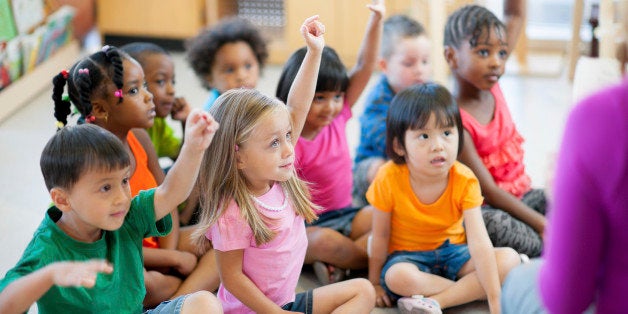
[180,290,222,313]
[495,247,521,283]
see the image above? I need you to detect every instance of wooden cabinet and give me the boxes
[97,0,207,39]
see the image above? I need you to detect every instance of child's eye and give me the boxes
[444,130,452,136]
[419,133,428,140]
[245,63,252,70]
[286,132,292,141]
[499,49,508,59]
[402,61,414,67]
[333,94,343,101]
[100,184,112,192]
[314,95,325,102]
[171,78,176,86]
[122,177,130,186]
[224,67,234,74]
[271,139,280,148]
[477,49,489,57]
[143,82,149,90]
[128,87,138,95]
[156,79,165,87]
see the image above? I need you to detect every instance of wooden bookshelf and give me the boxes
[0,40,80,123]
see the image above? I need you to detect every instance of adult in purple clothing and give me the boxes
[501,79,628,314]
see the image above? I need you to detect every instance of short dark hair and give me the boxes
[381,15,426,59]
[40,124,130,191]
[276,46,349,104]
[444,4,506,49]
[120,42,169,67]
[386,83,463,164]
[186,17,268,90]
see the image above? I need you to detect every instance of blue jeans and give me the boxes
[307,206,361,236]
[381,239,471,300]
[144,294,188,313]
[282,290,314,313]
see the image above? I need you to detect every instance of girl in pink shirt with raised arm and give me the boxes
[192,16,375,314]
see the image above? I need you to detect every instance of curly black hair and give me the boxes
[185,17,268,90]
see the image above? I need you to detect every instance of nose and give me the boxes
[282,140,293,159]
[143,87,154,103]
[431,136,444,152]
[489,52,503,68]
[166,80,175,95]
[115,185,131,206]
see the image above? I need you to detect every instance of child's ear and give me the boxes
[235,150,246,170]
[444,46,457,69]
[392,137,406,157]
[91,99,109,120]
[50,187,72,212]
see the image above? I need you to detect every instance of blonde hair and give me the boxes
[193,89,318,252]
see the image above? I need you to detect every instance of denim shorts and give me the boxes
[282,290,314,313]
[144,294,188,313]
[380,239,471,300]
[306,206,361,236]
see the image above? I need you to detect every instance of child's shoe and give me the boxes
[312,261,345,285]
[397,295,442,314]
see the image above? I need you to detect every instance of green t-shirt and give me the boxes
[0,189,172,314]
[147,117,181,159]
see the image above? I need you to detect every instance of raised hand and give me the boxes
[367,0,386,18]
[183,109,219,152]
[300,15,325,53]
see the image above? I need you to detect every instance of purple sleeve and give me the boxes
[539,84,625,313]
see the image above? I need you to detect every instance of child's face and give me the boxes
[382,35,432,94]
[450,27,507,91]
[208,41,260,94]
[395,113,459,179]
[57,166,132,239]
[143,53,176,118]
[236,107,294,195]
[305,91,344,132]
[102,59,156,129]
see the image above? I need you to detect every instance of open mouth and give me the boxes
[430,156,446,166]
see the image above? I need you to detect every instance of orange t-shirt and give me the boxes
[366,161,483,253]
[127,131,160,248]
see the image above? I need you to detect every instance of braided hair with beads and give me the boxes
[52,45,127,129]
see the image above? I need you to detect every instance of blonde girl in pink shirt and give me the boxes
[192,16,375,314]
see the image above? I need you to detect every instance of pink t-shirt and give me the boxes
[206,183,307,314]
[295,102,353,213]
[459,83,531,198]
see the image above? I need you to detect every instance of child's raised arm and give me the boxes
[463,207,501,313]
[345,0,385,107]
[0,260,112,314]
[286,15,325,141]
[153,109,219,220]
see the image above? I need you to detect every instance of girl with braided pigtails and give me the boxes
[51,45,219,309]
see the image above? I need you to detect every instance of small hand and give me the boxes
[174,251,198,276]
[171,97,191,122]
[184,109,219,151]
[51,260,113,288]
[374,284,392,307]
[367,0,386,19]
[300,15,325,52]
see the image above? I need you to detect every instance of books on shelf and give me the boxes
[0,2,74,91]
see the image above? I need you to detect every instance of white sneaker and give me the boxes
[520,253,531,264]
[397,295,442,314]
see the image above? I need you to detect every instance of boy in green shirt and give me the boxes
[0,109,221,313]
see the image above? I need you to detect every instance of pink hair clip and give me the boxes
[102,45,111,52]
[60,69,69,79]
[78,68,89,75]
[86,115,96,123]
[234,144,240,152]
[114,89,123,98]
